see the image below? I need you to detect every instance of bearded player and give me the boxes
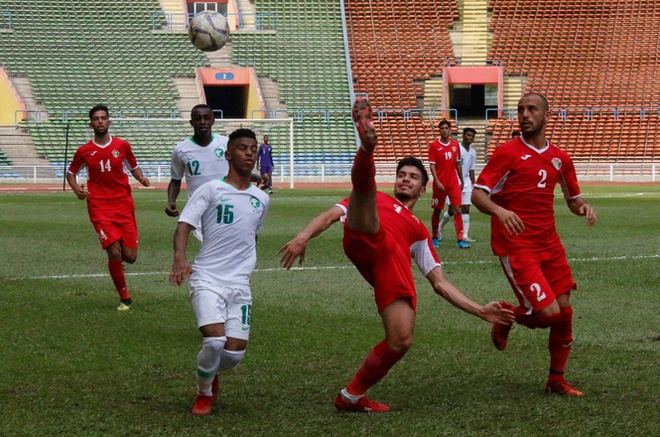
[67,104,150,311]
[472,93,597,396]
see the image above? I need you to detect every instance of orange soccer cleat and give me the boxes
[334,392,390,413]
[192,394,214,416]
[546,379,584,397]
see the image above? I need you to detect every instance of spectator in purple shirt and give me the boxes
[257,135,274,194]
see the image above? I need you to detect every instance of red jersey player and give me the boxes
[472,93,596,396]
[67,104,150,311]
[278,98,513,412]
[428,119,469,248]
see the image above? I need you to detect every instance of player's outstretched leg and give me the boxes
[350,98,378,195]
[352,97,377,153]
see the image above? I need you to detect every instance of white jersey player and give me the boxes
[170,128,269,416]
[440,127,478,242]
[166,104,229,219]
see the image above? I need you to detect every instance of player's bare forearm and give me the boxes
[567,197,597,226]
[427,267,514,325]
[171,223,193,285]
[472,188,524,235]
[166,179,182,217]
[131,168,150,187]
[66,173,88,199]
[278,206,343,269]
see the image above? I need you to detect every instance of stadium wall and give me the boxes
[0,66,24,126]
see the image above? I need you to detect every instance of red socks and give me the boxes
[108,259,130,301]
[548,306,573,374]
[431,214,440,238]
[346,340,405,396]
[350,148,376,193]
[512,304,574,378]
[453,214,464,241]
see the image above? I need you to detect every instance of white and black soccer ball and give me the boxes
[188,11,230,52]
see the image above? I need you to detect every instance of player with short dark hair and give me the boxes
[67,104,150,311]
[472,93,597,397]
[428,119,468,248]
[170,127,269,416]
[278,98,514,412]
[166,104,229,219]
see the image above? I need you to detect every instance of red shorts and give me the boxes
[88,208,139,249]
[342,224,417,313]
[431,183,461,210]
[499,246,576,312]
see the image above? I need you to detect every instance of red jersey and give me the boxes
[338,191,440,274]
[428,138,461,187]
[68,136,139,212]
[474,137,582,255]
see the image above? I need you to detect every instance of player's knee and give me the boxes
[387,337,413,355]
[219,348,245,370]
[202,336,227,355]
[122,250,138,264]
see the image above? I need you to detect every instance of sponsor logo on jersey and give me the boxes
[552,157,562,170]
[112,149,120,158]
[521,154,532,160]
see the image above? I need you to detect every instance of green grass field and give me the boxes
[1,184,658,437]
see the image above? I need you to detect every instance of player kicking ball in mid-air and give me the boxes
[278,98,514,412]
[67,104,150,311]
[472,93,597,396]
[170,129,269,415]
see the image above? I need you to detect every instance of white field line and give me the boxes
[6,254,659,281]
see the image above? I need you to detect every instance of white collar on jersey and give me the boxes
[92,136,113,148]
[520,135,549,153]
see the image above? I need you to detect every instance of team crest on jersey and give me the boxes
[214,147,225,159]
[111,149,120,158]
[551,157,562,170]
[249,196,262,211]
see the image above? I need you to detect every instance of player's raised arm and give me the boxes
[279,206,344,270]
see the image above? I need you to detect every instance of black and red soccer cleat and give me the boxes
[352,98,377,153]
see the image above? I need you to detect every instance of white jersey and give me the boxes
[170,134,229,196]
[459,143,477,192]
[179,179,270,288]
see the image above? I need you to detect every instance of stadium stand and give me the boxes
[0,0,658,174]
[345,0,460,162]
[487,0,660,161]
[231,0,355,170]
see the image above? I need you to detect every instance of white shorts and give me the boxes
[189,279,252,341]
[444,187,473,206]
[461,187,472,205]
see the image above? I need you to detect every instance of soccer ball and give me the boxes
[188,11,230,52]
